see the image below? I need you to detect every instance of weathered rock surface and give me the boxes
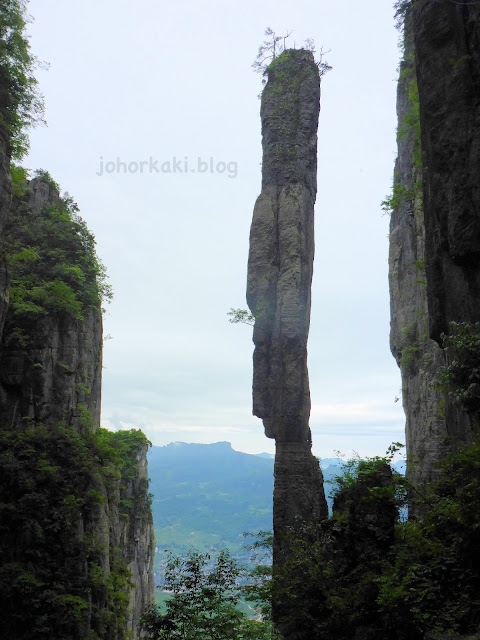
[413,0,480,343]
[246,49,327,637]
[389,16,451,497]
[247,50,319,445]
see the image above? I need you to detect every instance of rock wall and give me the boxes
[413,0,480,343]
[389,12,451,499]
[390,3,479,504]
[246,48,328,638]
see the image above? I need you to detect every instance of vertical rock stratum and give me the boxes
[246,48,327,637]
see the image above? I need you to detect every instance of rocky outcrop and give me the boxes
[246,48,327,637]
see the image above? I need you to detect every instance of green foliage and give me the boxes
[242,530,274,622]
[379,437,480,637]
[268,437,480,639]
[381,174,421,216]
[436,321,480,412]
[267,450,406,640]
[141,547,273,640]
[252,27,293,76]
[252,28,331,94]
[0,423,151,639]
[0,0,45,159]
[147,439,480,639]
[399,342,420,373]
[3,170,112,322]
[227,307,255,326]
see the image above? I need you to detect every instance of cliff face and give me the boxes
[246,48,327,639]
[390,3,480,501]
[413,0,480,343]
[0,174,154,639]
[389,14,451,495]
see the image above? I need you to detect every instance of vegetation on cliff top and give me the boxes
[3,168,112,324]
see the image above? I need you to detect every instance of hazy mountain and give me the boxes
[148,442,275,560]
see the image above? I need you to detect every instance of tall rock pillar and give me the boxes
[246,49,328,637]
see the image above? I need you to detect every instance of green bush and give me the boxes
[436,321,480,412]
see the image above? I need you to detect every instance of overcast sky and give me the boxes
[25,0,405,459]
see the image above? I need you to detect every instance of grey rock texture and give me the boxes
[246,49,328,636]
[247,50,319,445]
[413,0,480,343]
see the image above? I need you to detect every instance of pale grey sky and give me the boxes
[26,0,405,458]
